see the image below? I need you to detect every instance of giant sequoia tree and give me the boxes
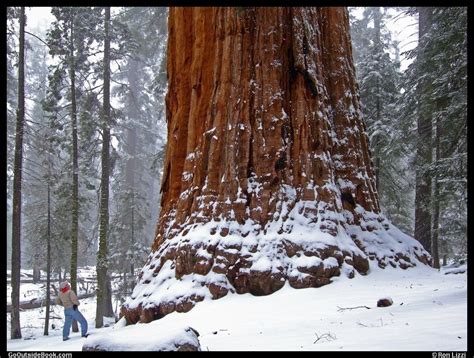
[121,7,429,324]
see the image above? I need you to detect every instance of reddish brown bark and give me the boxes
[121,7,429,324]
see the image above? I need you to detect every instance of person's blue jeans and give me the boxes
[63,307,88,339]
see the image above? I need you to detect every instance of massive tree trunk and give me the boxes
[10,6,26,340]
[121,7,430,324]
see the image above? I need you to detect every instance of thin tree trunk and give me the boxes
[44,176,52,335]
[106,276,114,317]
[414,7,433,255]
[130,195,135,271]
[69,16,80,333]
[431,110,441,269]
[122,270,127,297]
[103,7,115,320]
[126,59,138,278]
[10,6,26,340]
[373,7,382,193]
[33,264,41,284]
[432,182,440,268]
[96,7,113,328]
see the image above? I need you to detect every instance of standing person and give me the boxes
[56,281,89,341]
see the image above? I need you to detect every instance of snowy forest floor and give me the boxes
[7,262,467,351]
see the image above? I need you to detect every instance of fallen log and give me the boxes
[6,292,96,313]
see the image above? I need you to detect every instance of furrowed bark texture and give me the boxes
[121,7,430,324]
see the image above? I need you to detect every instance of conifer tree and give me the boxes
[96,6,114,327]
[349,7,412,234]
[46,6,102,331]
[10,5,26,340]
[401,7,467,265]
[109,7,168,298]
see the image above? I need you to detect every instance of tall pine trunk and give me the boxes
[33,263,41,283]
[68,15,80,333]
[431,109,441,269]
[44,174,52,335]
[373,7,382,193]
[10,6,26,339]
[96,7,114,327]
[121,7,430,325]
[126,58,139,287]
[414,7,433,254]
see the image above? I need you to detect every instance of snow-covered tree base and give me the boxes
[121,202,430,324]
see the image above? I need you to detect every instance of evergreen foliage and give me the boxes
[350,7,413,234]
[107,8,168,300]
[351,7,467,264]
[402,7,467,262]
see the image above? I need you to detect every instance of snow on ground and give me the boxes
[7,262,466,351]
[82,322,200,351]
[6,294,118,350]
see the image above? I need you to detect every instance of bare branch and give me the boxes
[337,305,371,312]
[313,332,337,344]
[25,31,50,48]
